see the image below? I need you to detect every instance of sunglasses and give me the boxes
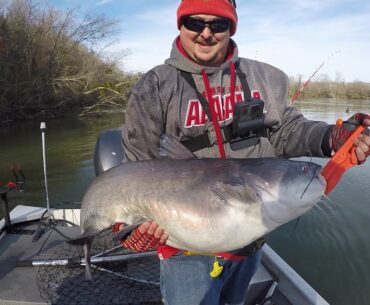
[182,16,231,33]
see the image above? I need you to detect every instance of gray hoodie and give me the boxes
[123,37,330,161]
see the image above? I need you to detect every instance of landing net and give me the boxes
[36,229,162,305]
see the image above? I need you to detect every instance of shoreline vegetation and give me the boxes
[0,0,139,123]
[1,1,369,124]
[288,76,370,102]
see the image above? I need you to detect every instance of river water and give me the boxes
[0,100,369,305]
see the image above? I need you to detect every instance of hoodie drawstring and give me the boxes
[201,63,236,159]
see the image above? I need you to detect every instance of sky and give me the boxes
[48,0,370,82]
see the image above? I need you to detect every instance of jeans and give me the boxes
[160,249,262,305]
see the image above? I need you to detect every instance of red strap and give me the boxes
[202,69,226,159]
[156,245,246,260]
[229,61,236,109]
[157,245,181,259]
[215,252,246,261]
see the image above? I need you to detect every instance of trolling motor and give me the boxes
[0,164,26,231]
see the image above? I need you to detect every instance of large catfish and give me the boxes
[70,134,326,279]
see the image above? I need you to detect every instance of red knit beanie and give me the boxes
[177,0,238,36]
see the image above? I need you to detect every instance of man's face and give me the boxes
[180,14,231,67]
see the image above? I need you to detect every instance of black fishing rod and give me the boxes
[16,251,157,267]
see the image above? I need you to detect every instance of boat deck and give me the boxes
[0,221,272,305]
[0,207,329,305]
[0,222,79,304]
[0,220,164,305]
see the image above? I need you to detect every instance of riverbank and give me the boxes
[289,78,370,100]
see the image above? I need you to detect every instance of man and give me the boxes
[120,0,370,304]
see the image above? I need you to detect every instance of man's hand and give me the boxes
[114,221,168,252]
[353,117,370,163]
[329,113,370,163]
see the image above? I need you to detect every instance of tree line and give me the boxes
[0,0,139,123]
[0,0,369,124]
[289,74,370,101]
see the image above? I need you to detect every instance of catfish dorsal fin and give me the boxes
[159,133,195,159]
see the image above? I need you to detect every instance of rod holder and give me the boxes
[40,122,51,218]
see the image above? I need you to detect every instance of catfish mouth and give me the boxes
[299,167,326,199]
[247,166,326,204]
[311,167,327,191]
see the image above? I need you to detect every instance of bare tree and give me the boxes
[0,0,132,122]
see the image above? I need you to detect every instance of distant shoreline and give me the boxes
[288,79,370,101]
